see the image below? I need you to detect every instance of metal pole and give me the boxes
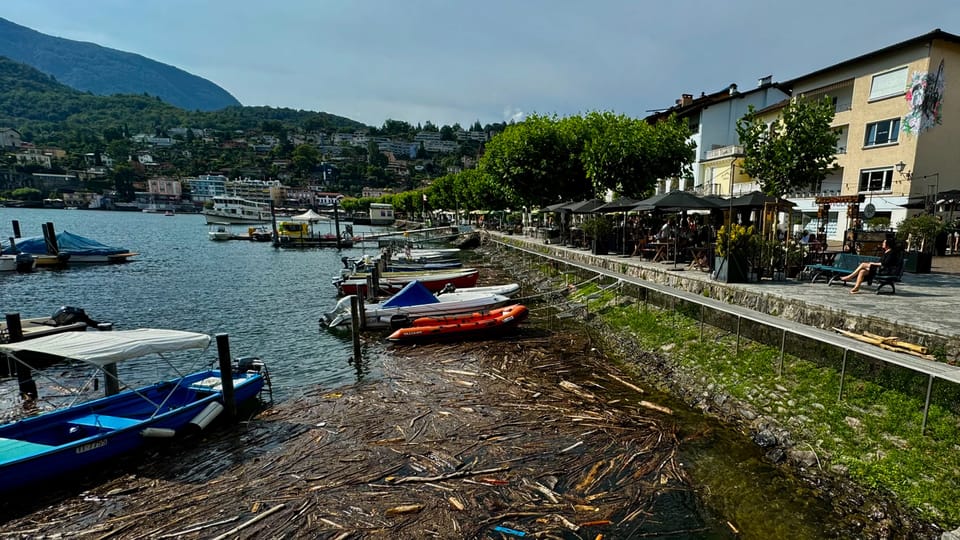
[777,329,786,376]
[215,333,237,419]
[98,323,120,396]
[735,316,741,355]
[838,349,848,401]
[922,375,934,435]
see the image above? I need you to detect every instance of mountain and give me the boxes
[0,17,241,112]
[0,57,367,144]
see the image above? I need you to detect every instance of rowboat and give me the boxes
[0,329,268,493]
[386,304,529,343]
[322,280,517,328]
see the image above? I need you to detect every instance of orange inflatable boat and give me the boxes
[387,304,529,342]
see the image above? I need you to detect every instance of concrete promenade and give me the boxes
[490,231,960,359]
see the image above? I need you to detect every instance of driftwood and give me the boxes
[833,328,936,359]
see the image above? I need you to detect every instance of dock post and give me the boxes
[334,200,342,249]
[270,201,279,247]
[350,296,362,360]
[44,222,60,255]
[11,220,21,238]
[215,333,237,419]
[371,266,380,300]
[98,323,120,396]
[5,313,37,400]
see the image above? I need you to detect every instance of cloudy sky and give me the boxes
[4,1,958,128]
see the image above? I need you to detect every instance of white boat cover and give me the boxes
[0,329,211,367]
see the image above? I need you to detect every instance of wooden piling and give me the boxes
[334,200,342,249]
[350,295,362,360]
[11,220,21,238]
[5,313,37,400]
[215,333,237,419]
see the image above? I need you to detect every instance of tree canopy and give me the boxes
[736,96,839,197]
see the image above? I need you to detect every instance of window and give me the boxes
[869,67,908,100]
[859,169,893,192]
[863,118,900,146]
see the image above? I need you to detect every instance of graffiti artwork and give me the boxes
[903,59,945,135]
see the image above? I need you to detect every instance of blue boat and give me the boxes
[0,329,267,492]
[1,230,136,263]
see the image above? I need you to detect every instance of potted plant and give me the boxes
[581,216,612,255]
[895,214,946,273]
[714,223,757,283]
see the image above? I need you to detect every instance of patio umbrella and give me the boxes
[564,198,605,214]
[728,191,795,208]
[632,191,720,269]
[291,209,327,222]
[596,198,643,255]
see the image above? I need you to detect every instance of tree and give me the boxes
[581,111,695,199]
[736,96,839,197]
[291,143,320,178]
[479,114,591,208]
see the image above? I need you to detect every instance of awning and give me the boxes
[0,329,211,367]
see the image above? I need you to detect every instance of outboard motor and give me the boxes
[236,356,265,373]
[389,314,411,330]
[51,306,100,327]
[437,283,457,296]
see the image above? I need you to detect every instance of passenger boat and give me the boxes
[2,230,136,264]
[202,196,272,225]
[0,329,268,493]
[334,268,480,296]
[321,280,517,328]
[386,304,529,342]
[274,221,354,248]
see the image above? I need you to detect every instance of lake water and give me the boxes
[0,208,390,400]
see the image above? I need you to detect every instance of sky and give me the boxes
[4,1,960,128]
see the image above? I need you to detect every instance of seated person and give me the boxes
[838,238,899,293]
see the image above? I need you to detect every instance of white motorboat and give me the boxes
[208,224,232,241]
[202,196,272,224]
[321,280,515,329]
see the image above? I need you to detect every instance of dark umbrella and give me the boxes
[596,198,644,255]
[729,191,796,208]
[633,191,720,269]
[564,198,605,214]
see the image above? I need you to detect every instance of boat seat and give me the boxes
[69,414,140,430]
[0,437,54,462]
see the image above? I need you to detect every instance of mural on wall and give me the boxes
[903,59,945,135]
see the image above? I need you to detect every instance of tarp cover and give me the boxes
[0,329,211,367]
[2,231,127,256]
[381,280,439,308]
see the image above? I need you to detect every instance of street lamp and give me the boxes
[896,161,939,213]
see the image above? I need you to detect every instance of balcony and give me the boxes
[704,145,743,160]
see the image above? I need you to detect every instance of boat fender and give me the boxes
[141,427,177,438]
[188,401,224,431]
[389,314,412,330]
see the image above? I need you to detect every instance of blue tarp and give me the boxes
[381,280,438,308]
[2,230,127,256]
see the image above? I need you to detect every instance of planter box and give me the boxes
[904,251,933,273]
[713,255,750,283]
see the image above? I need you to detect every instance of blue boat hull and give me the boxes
[0,370,264,492]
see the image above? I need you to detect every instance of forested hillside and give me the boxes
[0,17,239,112]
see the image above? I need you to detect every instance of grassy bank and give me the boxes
[545,268,960,530]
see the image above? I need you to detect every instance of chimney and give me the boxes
[680,94,694,107]
[758,75,772,87]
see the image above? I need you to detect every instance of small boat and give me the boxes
[0,328,268,493]
[2,231,136,264]
[1,307,101,344]
[0,253,35,273]
[334,268,480,296]
[387,304,529,342]
[164,210,175,217]
[208,224,232,241]
[247,226,273,242]
[321,279,516,328]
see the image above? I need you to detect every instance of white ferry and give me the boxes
[202,196,272,224]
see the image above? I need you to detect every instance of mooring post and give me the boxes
[215,333,237,419]
[97,323,120,396]
[350,295,362,360]
[44,222,60,255]
[371,266,380,300]
[11,220,21,238]
[5,313,37,400]
[334,200,342,249]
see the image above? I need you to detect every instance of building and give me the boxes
[775,29,960,241]
[185,174,228,203]
[0,128,22,148]
[647,79,789,195]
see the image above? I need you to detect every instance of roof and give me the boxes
[780,29,960,88]
[646,80,788,124]
[0,329,211,368]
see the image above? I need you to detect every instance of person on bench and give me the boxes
[838,238,898,294]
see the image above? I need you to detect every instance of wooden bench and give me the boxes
[806,253,879,284]
[0,437,54,463]
[69,414,140,431]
